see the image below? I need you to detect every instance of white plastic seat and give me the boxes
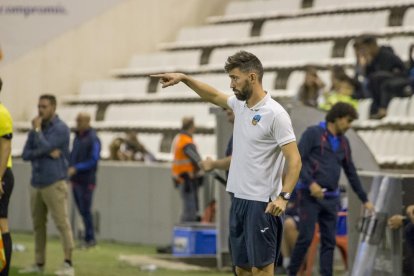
[403,7,414,27]
[262,11,389,38]
[111,50,203,77]
[382,97,410,124]
[176,22,252,43]
[373,130,392,164]
[103,103,216,129]
[357,99,373,121]
[286,71,305,92]
[313,0,409,9]
[69,79,149,102]
[394,131,414,165]
[403,96,414,124]
[388,36,413,61]
[137,133,163,155]
[208,42,334,68]
[224,0,302,16]
[128,50,201,70]
[58,105,98,127]
[155,81,193,95]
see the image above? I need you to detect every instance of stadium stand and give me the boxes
[11,0,414,169]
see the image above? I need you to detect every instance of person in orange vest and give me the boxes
[171,117,203,223]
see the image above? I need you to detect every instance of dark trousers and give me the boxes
[288,191,339,276]
[404,223,414,275]
[368,72,412,114]
[177,174,200,223]
[73,183,95,242]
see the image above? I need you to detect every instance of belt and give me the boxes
[296,182,340,198]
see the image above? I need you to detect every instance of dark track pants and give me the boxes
[288,191,339,276]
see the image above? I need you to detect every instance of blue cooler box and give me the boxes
[173,225,216,256]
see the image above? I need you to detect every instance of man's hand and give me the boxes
[49,149,61,159]
[265,197,288,217]
[32,116,42,130]
[309,182,324,199]
[200,157,214,172]
[363,201,375,214]
[150,73,185,88]
[67,167,77,177]
[406,205,414,223]
[388,215,404,230]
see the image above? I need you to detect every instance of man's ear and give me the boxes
[249,73,257,83]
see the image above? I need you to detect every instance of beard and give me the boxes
[233,81,252,101]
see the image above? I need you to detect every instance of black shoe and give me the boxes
[156,245,172,254]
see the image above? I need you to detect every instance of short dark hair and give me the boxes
[326,102,358,122]
[224,51,264,82]
[39,94,57,107]
[181,117,194,131]
[331,66,357,89]
[354,34,377,47]
[0,77,2,92]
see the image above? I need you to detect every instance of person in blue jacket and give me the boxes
[288,102,374,276]
[68,112,101,248]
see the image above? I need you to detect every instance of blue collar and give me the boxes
[319,121,341,152]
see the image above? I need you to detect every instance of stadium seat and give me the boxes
[403,7,414,27]
[101,103,216,129]
[137,133,163,155]
[64,79,150,103]
[223,0,302,16]
[58,105,98,127]
[388,36,414,61]
[209,43,334,70]
[261,11,389,38]
[313,0,410,9]
[176,22,253,44]
[112,50,203,76]
[382,97,410,125]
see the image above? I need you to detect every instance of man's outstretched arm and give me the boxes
[151,73,230,109]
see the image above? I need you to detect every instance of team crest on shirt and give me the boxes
[252,114,261,125]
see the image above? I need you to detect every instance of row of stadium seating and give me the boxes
[11,0,414,169]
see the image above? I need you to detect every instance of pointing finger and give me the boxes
[149,74,165,78]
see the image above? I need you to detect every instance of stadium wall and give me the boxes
[10,160,184,245]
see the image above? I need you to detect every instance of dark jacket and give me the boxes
[366,46,407,77]
[297,123,368,203]
[69,128,101,185]
[22,116,70,188]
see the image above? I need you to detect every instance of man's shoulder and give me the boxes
[266,98,289,117]
[304,125,323,135]
[53,117,70,133]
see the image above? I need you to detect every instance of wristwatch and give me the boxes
[278,192,291,201]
